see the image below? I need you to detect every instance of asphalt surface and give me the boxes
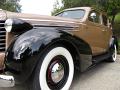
[0,55,120,90]
[70,55,120,90]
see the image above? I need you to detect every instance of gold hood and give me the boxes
[1,10,82,28]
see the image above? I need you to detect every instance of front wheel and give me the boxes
[31,46,74,90]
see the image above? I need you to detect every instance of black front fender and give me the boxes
[5,28,65,83]
[5,27,92,83]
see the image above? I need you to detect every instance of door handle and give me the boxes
[102,30,105,31]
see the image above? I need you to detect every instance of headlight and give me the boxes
[4,18,33,33]
[5,19,13,32]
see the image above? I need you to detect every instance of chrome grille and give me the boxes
[0,20,6,52]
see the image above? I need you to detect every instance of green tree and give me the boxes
[0,0,21,12]
[52,0,64,15]
[62,0,96,8]
[52,0,96,15]
[97,0,120,25]
[52,0,120,20]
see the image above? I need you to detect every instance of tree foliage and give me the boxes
[52,0,64,15]
[62,0,96,8]
[0,0,21,12]
[97,0,120,25]
[52,0,120,17]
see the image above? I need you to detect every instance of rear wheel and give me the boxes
[109,44,117,62]
[31,46,74,90]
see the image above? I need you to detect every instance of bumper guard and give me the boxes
[0,75,15,87]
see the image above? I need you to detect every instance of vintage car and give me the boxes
[0,7,118,90]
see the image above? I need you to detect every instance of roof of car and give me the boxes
[64,7,91,11]
[57,7,107,16]
[54,7,92,16]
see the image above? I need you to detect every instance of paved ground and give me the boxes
[0,55,120,90]
[70,55,120,90]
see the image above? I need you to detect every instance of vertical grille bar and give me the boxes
[0,20,6,52]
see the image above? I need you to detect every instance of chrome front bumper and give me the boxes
[0,75,15,87]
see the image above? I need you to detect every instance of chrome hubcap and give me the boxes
[51,62,64,83]
[46,55,69,89]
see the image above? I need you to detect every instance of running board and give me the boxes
[92,52,111,64]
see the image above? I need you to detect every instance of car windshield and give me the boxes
[56,9,85,19]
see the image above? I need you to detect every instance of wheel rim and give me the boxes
[46,55,69,89]
[112,45,117,61]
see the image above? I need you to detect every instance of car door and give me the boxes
[83,11,107,56]
[73,10,106,56]
[100,14,113,50]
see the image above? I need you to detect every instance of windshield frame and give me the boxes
[55,9,85,19]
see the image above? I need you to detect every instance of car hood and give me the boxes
[0,10,84,28]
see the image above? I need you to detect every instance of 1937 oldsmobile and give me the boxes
[0,7,118,90]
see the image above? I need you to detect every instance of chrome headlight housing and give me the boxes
[4,18,33,33]
[5,19,13,32]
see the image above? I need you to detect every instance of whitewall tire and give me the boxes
[32,46,74,90]
[110,44,117,62]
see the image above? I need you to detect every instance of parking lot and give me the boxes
[0,55,120,90]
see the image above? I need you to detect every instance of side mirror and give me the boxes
[89,12,97,22]
[90,13,96,19]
